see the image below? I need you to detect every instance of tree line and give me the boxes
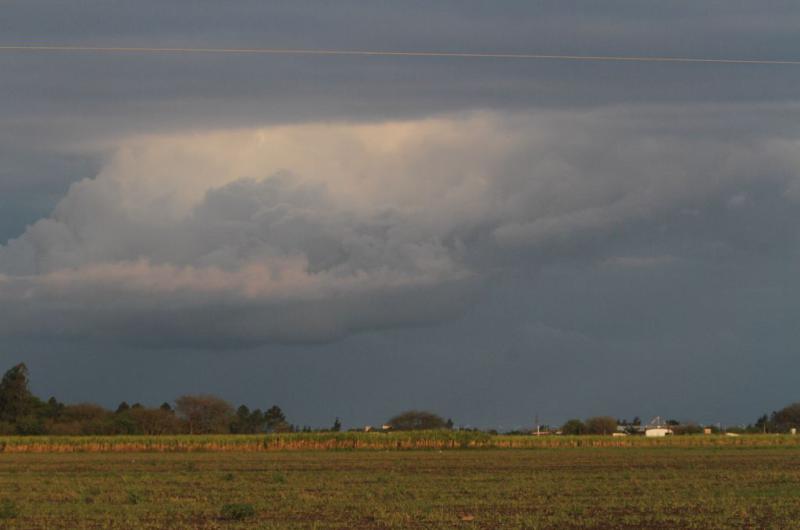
[0,363,306,435]
[0,363,455,436]
[3,363,800,435]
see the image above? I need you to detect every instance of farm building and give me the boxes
[643,416,674,437]
[644,427,673,437]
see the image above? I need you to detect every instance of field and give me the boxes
[1,436,800,528]
[4,432,800,452]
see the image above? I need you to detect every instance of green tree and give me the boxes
[43,397,64,420]
[331,417,342,432]
[265,405,290,432]
[230,405,251,434]
[230,405,265,434]
[771,403,800,432]
[561,419,586,435]
[386,410,447,430]
[248,409,265,433]
[0,363,35,422]
[753,413,773,433]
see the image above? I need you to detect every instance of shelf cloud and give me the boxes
[1,107,799,346]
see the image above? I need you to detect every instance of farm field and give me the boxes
[2,444,800,528]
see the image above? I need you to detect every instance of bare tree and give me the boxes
[585,416,618,435]
[175,395,234,434]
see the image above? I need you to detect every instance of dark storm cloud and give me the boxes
[2,1,800,426]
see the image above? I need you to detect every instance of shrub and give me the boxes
[220,503,255,521]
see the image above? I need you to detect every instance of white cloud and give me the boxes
[1,108,799,345]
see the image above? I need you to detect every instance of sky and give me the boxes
[2,1,800,429]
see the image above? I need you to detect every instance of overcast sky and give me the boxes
[2,1,800,429]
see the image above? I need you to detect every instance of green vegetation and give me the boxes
[1,447,800,528]
[0,499,18,520]
[0,363,298,436]
[220,503,256,521]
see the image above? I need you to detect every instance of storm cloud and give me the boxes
[4,1,800,426]
[2,107,799,347]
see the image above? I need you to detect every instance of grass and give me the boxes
[1,445,800,528]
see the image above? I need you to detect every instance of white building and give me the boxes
[644,416,673,437]
[644,427,673,437]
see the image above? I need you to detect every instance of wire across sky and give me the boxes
[1,45,800,66]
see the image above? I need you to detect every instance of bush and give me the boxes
[220,503,255,521]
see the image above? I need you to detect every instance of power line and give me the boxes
[0,45,799,66]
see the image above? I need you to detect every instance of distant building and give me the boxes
[644,416,673,437]
[645,427,673,437]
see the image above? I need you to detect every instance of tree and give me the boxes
[175,395,234,434]
[230,405,251,434]
[771,403,800,432]
[230,405,266,434]
[561,419,586,435]
[754,413,773,433]
[0,363,35,422]
[585,416,618,435]
[44,397,64,419]
[386,410,447,431]
[265,405,291,432]
[331,417,342,432]
[128,407,182,435]
[116,402,130,413]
